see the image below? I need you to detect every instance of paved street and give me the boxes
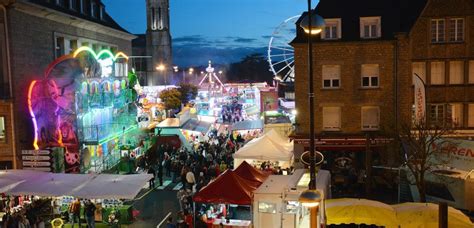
[128,179,182,227]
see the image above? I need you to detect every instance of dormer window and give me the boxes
[360,17,381,39]
[99,5,104,20]
[91,1,97,18]
[322,18,341,40]
[55,0,65,7]
[69,0,78,11]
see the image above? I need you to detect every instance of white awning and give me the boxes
[0,170,152,199]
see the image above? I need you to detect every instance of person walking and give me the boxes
[68,198,81,228]
[157,162,164,186]
[166,216,176,228]
[185,169,196,191]
[84,200,96,228]
[148,166,156,189]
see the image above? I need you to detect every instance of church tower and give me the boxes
[146,0,172,85]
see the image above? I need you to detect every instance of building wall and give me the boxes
[399,0,474,128]
[6,6,132,166]
[0,101,14,168]
[294,41,396,136]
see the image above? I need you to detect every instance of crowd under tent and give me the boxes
[233,130,294,169]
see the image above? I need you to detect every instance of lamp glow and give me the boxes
[298,189,323,208]
[156,64,166,71]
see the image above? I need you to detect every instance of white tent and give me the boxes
[233,130,294,168]
[0,170,152,200]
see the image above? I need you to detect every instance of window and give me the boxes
[285,92,295,100]
[449,61,464,84]
[361,106,380,130]
[449,18,464,42]
[79,0,84,13]
[469,104,474,127]
[55,37,65,58]
[55,0,65,7]
[69,40,78,53]
[69,0,78,10]
[430,104,450,126]
[323,107,341,131]
[99,5,104,20]
[0,116,5,143]
[91,1,97,18]
[430,61,445,85]
[322,19,341,40]
[360,17,381,39]
[322,65,340,88]
[469,61,474,84]
[258,202,277,213]
[450,103,463,128]
[361,64,379,88]
[431,19,445,43]
[412,62,426,84]
[92,43,99,52]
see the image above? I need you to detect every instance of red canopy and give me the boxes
[193,170,255,205]
[234,161,269,187]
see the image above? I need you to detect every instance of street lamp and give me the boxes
[298,1,325,228]
[156,64,166,84]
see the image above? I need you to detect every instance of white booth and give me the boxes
[253,169,331,228]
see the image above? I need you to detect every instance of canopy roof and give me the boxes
[231,119,263,131]
[234,130,293,161]
[181,119,211,134]
[0,170,152,199]
[234,161,269,185]
[193,170,255,205]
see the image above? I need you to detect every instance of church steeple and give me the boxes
[146,0,172,85]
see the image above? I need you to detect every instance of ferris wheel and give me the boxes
[267,15,300,82]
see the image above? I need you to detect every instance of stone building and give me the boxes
[291,0,474,194]
[0,0,135,168]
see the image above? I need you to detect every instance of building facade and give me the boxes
[0,0,135,168]
[292,0,474,194]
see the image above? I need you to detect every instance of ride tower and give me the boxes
[146,0,172,85]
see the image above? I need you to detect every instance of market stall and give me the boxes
[193,170,257,227]
[233,130,294,169]
[253,169,331,228]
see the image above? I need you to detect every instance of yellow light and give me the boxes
[303,28,322,35]
[156,64,165,71]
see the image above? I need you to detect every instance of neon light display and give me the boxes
[28,46,135,173]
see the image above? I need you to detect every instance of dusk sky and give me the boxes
[102,0,311,66]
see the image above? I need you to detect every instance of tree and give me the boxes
[398,119,454,202]
[159,88,182,110]
[177,83,198,105]
[226,53,274,84]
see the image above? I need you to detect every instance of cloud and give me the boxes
[234,38,257,43]
[173,35,205,43]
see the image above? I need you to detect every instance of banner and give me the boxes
[432,138,474,171]
[413,73,426,123]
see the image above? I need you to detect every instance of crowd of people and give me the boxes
[221,102,244,123]
[1,197,49,228]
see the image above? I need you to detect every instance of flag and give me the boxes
[413,73,426,123]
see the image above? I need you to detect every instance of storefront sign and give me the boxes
[433,139,474,171]
[22,161,51,167]
[22,155,51,161]
[21,150,50,155]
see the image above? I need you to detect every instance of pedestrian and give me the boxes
[166,216,176,228]
[148,166,156,189]
[84,199,96,228]
[186,169,196,191]
[157,161,164,186]
[68,198,81,228]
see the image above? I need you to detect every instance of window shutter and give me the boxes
[362,107,379,130]
[431,62,445,85]
[469,61,474,84]
[450,103,463,127]
[449,61,464,84]
[361,64,379,77]
[469,104,474,127]
[323,107,341,130]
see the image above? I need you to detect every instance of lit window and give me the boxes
[468,104,474,127]
[361,106,380,130]
[0,116,5,143]
[469,61,474,84]
[431,62,445,85]
[430,104,448,126]
[431,19,445,43]
[449,61,464,84]
[322,65,340,88]
[412,62,426,84]
[258,202,277,214]
[360,17,381,39]
[361,64,379,88]
[322,19,341,40]
[449,18,464,42]
[323,107,341,131]
[450,103,463,128]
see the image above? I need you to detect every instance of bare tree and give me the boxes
[398,119,454,202]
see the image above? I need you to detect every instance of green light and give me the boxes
[98,125,137,145]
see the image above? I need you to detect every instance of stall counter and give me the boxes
[211,219,251,228]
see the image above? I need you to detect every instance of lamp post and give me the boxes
[298,1,325,228]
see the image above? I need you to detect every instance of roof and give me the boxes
[231,119,263,131]
[0,170,152,199]
[254,175,292,194]
[28,0,131,34]
[157,118,181,128]
[193,170,256,205]
[234,161,269,185]
[181,119,211,134]
[292,0,427,44]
